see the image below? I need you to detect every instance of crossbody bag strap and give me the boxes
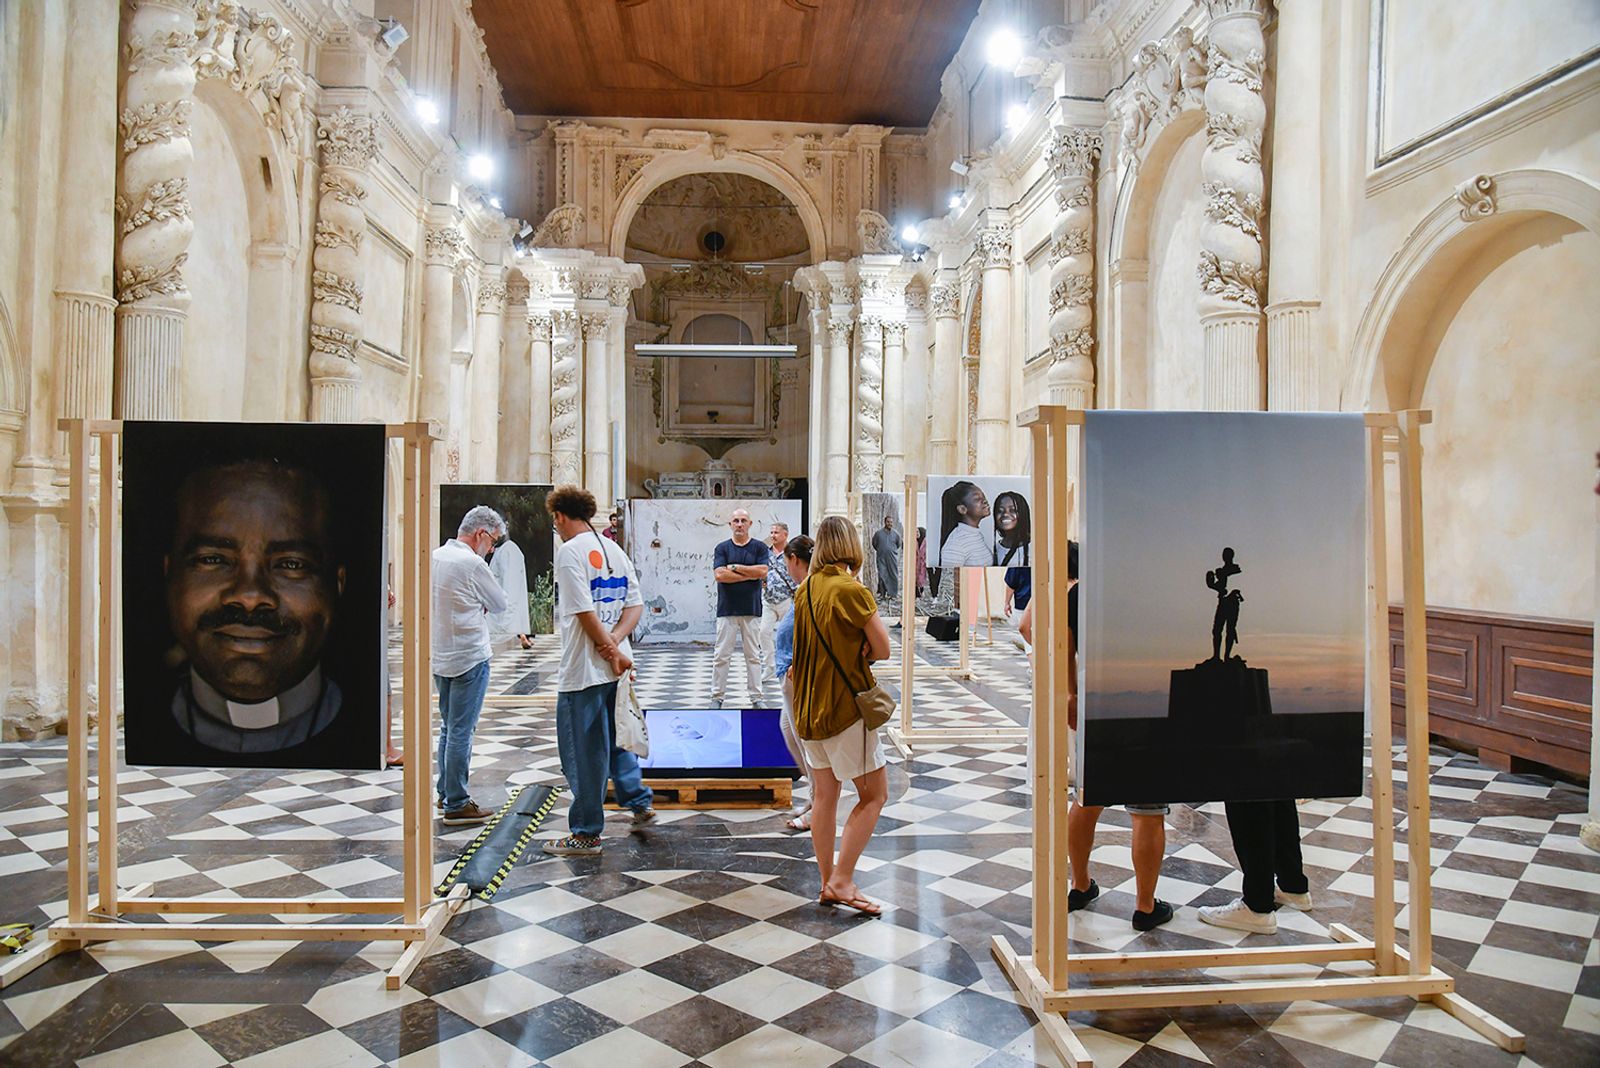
[804,583,861,697]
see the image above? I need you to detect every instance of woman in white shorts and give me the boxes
[790,516,892,916]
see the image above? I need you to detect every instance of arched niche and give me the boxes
[1350,169,1600,621]
[609,151,827,264]
[1105,109,1206,410]
[182,80,300,420]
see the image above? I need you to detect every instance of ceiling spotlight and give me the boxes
[414,97,440,125]
[985,27,1022,72]
[949,157,970,176]
[948,191,964,211]
[467,153,494,182]
[489,196,502,210]
[514,247,526,259]
[1005,103,1028,131]
[899,223,920,245]
[377,17,409,50]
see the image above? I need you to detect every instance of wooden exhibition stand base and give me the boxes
[998,407,1525,1067]
[611,777,793,810]
[0,421,467,994]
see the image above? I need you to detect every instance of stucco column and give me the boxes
[468,269,506,480]
[1265,0,1324,411]
[54,0,119,421]
[1045,127,1102,409]
[580,311,611,504]
[855,316,885,493]
[528,312,553,481]
[419,223,462,449]
[824,311,854,516]
[498,272,531,480]
[902,289,930,479]
[805,297,829,526]
[550,310,582,486]
[975,223,1014,468]
[607,281,633,497]
[1198,0,1269,411]
[928,282,961,472]
[115,0,197,418]
[309,108,376,422]
[882,321,907,489]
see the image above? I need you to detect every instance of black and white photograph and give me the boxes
[925,474,1032,568]
[440,483,556,643]
[859,491,905,605]
[121,422,388,770]
[1080,412,1368,806]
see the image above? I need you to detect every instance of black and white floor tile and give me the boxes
[0,624,1595,1066]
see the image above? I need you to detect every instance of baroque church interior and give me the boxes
[0,0,1597,1065]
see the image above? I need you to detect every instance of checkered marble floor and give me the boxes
[0,624,1596,1067]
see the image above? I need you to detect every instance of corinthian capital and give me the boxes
[1046,126,1103,181]
[424,224,465,267]
[978,225,1013,268]
[1205,0,1269,19]
[477,278,508,312]
[928,283,960,318]
[317,107,377,170]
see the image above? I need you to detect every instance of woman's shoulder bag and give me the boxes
[803,581,895,731]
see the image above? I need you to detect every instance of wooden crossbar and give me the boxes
[52,922,427,942]
[130,898,408,915]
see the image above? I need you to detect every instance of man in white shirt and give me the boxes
[543,485,653,856]
[431,505,509,825]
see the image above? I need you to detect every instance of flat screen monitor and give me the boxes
[640,708,798,779]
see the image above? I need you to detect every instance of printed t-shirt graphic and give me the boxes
[555,533,644,693]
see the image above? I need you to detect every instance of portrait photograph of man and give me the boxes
[122,422,387,770]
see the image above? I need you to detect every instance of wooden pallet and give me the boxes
[609,777,793,810]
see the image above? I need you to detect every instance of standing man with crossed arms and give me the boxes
[711,509,769,709]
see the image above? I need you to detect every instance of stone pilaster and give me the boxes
[419,222,463,451]
[1045,127,1102,410]
[309,107,376,421]
[528,312,553,482]
[882,321,907,489]
[927,282,961,473]
[550,309,582,486]
[1198,0,1269,411]
[580,309,612,503]
[824,310,855,516]
[468,269,507,480]
[975,222,1014,468]
[854,315,885,493]
[115,0,198,418]
[606,280,632,497]
[1265,0,1324,411]
[499,272,531,481]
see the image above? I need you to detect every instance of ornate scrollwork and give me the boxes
[314,219,361,251]
[116,178,190,236]
[532,204,584,248]
[317,107,377,169]
[120,99,192,152]
[1455,174,1497,221]
[1197,250,1265,307]
[118,254,189,304]
[1202,183,1264,240]
[312,270,363,310]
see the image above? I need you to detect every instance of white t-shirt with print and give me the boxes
[939,522,993,567]
[555,530,644,693]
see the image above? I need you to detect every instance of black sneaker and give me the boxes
[1132,899,1174,931]
[1067,880,1099,912]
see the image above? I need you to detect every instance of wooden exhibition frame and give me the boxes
[889,474,1028,756]
[0,420,467,993]
[995,407,1523,1067]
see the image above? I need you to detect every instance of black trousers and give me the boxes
[1223,799,1309,913]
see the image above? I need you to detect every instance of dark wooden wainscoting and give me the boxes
[1389,607,1594,778]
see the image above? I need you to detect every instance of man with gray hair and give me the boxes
[431,505,509,825]
[758,521,795,693]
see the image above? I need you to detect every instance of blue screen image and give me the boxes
[640,708,795,772]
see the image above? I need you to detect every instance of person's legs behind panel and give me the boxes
[1200,799,1280,933]
[1271,798,1312,908]
[1127,805,1173,931]
[738,615,765,702]
[711,615,736,707]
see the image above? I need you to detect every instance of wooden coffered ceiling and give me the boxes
[471,0,983,127]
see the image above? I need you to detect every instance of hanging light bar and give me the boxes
[635,343,798,359]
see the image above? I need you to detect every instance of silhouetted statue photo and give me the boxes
[1205,547,1244,660]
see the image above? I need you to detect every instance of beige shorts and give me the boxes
[800,717,887,783]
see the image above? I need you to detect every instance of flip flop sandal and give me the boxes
[819,890,882,916]
[785,815,811,832]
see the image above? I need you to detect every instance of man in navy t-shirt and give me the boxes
[711,509,770,708]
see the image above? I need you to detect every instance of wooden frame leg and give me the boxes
[388,884,470,990]
[0,882,154,990]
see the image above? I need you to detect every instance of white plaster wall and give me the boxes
[1145,132,1207,410]
[1412,215,1600,621]
[181,102,251,421]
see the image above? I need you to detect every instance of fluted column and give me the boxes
[607,281,632,497]
[528,313,553,481]
[550,310,582,485]
[824,312,854,516]
[580,311,611,504]
[975,223,1013,468]
[55,0,119,421]
[468,269,506,480]
[115,0,197,418]
[1045,127,1102,409]
[854,316,885,493]
[902,289,930,479]
[1265,0,1323,411]
[928,282,961,472]
[499,273,531,480]
[309,108,376,422]
[1198,0,1269,411]
[419,222,462,470]
[882,321,906,489]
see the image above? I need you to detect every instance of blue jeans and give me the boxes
[434,659,491,811]
[556,680,652,837]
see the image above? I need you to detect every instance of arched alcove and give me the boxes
[1352,170,1600,621]
[1106,110,1206,409]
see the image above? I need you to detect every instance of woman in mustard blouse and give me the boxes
[790,516,892,915]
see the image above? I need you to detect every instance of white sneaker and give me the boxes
[1199,898,1277,934]
[1274,888,1313,911]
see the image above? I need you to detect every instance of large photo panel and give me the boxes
[1081,412,1367,806]
[626,498,803,644]
[925,475,1032,568]
[122,422,388,770]
[440,483,555,638]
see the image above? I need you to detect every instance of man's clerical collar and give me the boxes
[190,665,324,730]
